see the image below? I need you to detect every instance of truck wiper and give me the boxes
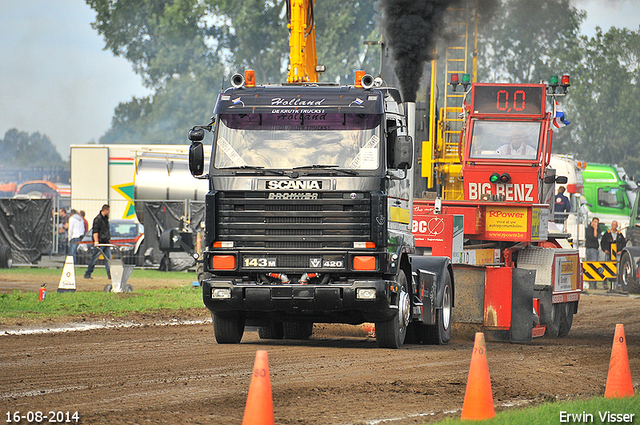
[223,166,286,176]
[291,164,358,175]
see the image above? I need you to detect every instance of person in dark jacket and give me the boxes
[84,204,111,279]
[601,220,625,261]
[585,217,601,262]
[554,186,571,224]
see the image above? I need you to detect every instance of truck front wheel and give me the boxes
[375,270,410,349]
[212,312,245,344]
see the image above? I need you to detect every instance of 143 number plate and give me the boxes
[243,257,277,268]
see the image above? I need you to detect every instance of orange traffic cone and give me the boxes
[605,324,634,398]
[242,350,275,425]
[461,332,495,420]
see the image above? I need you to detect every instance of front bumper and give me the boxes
[202,278,398,324]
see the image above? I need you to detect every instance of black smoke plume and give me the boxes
[377,0,499,102]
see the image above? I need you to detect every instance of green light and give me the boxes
[462,73,471,84]
[489,173,500,183]
[550,75,559,86]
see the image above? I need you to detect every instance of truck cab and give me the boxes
[188,75,453,348]
[583,163,634,231]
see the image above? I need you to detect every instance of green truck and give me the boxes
[580,163,640,293]
[582,163,636,231]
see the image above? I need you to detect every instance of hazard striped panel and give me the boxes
[582,261,617,281]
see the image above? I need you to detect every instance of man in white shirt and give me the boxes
[67,209,86,264]
[496,128,537,157]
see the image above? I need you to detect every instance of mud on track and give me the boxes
[1,294,639,424]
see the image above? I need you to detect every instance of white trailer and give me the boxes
[70,144,207,221]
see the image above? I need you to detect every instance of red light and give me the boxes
[561,75,570,87]
[499,173,511,183]
[450,73,459,84]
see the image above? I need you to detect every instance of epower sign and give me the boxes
[484,205,548,241]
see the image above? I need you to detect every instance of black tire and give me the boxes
[626,227,640,247]
[618,252,640,293]
[545,303,574,338]
[0,246,12,268]
[558,302,575,338]
[122,283,134,293]
[213,312,245,344]
[409,273,452,345]
[103,284,113,292]
[258,322,284,339]
[159,254,171,272]
[283,322,313,339]
[375,270,410,349]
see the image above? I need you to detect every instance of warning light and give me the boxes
[549,75,559,94]
[461,73,471,90]
[355,70,365,88]
[244,70,255,88]
[560,75,571,93]
[489,173,500,183]
[499,173,511,183]
[450,73,460,92]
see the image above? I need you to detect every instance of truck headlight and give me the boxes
[212,288,231,299]
[356,288,377,300]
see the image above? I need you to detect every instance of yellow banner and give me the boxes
[485,206,528,238]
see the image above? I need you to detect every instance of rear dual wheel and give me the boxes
[410,274,452,345]
[257,322,313,340]
[545,302,575,338]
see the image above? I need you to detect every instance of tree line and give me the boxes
[75,0,640,179]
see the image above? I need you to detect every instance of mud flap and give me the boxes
[510,268,535,343]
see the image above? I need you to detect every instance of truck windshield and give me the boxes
[214,113,382,170]
[469,121,542,160]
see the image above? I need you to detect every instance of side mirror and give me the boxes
[555,176,568,184]
[189,142,205,176]
[188,128,205,142]
[394,135,413,169]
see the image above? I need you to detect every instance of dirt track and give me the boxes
[1,291,639,424]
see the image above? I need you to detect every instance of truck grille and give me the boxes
[217,191,371,249]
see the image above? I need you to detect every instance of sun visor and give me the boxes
[214,87,384,115]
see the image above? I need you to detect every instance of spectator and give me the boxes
[601,220,625,261]
[57,208,68,255]
[84,204,111,279]
[80,210,89,233]
[67,209,85,264]
[585,217,601,288]
[554,186,571,224]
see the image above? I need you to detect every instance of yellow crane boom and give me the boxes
[287,0,320,83]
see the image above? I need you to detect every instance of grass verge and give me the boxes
[433,395,639,424]
[0,267,196,281]
[0,286,204,322]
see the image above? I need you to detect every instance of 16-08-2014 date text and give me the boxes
[5,411,79,423]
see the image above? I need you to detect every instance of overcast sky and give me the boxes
[0,0,639,161]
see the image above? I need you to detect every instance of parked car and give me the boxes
[75,219,144,266]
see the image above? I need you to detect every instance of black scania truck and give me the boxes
[187,73,453,348]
